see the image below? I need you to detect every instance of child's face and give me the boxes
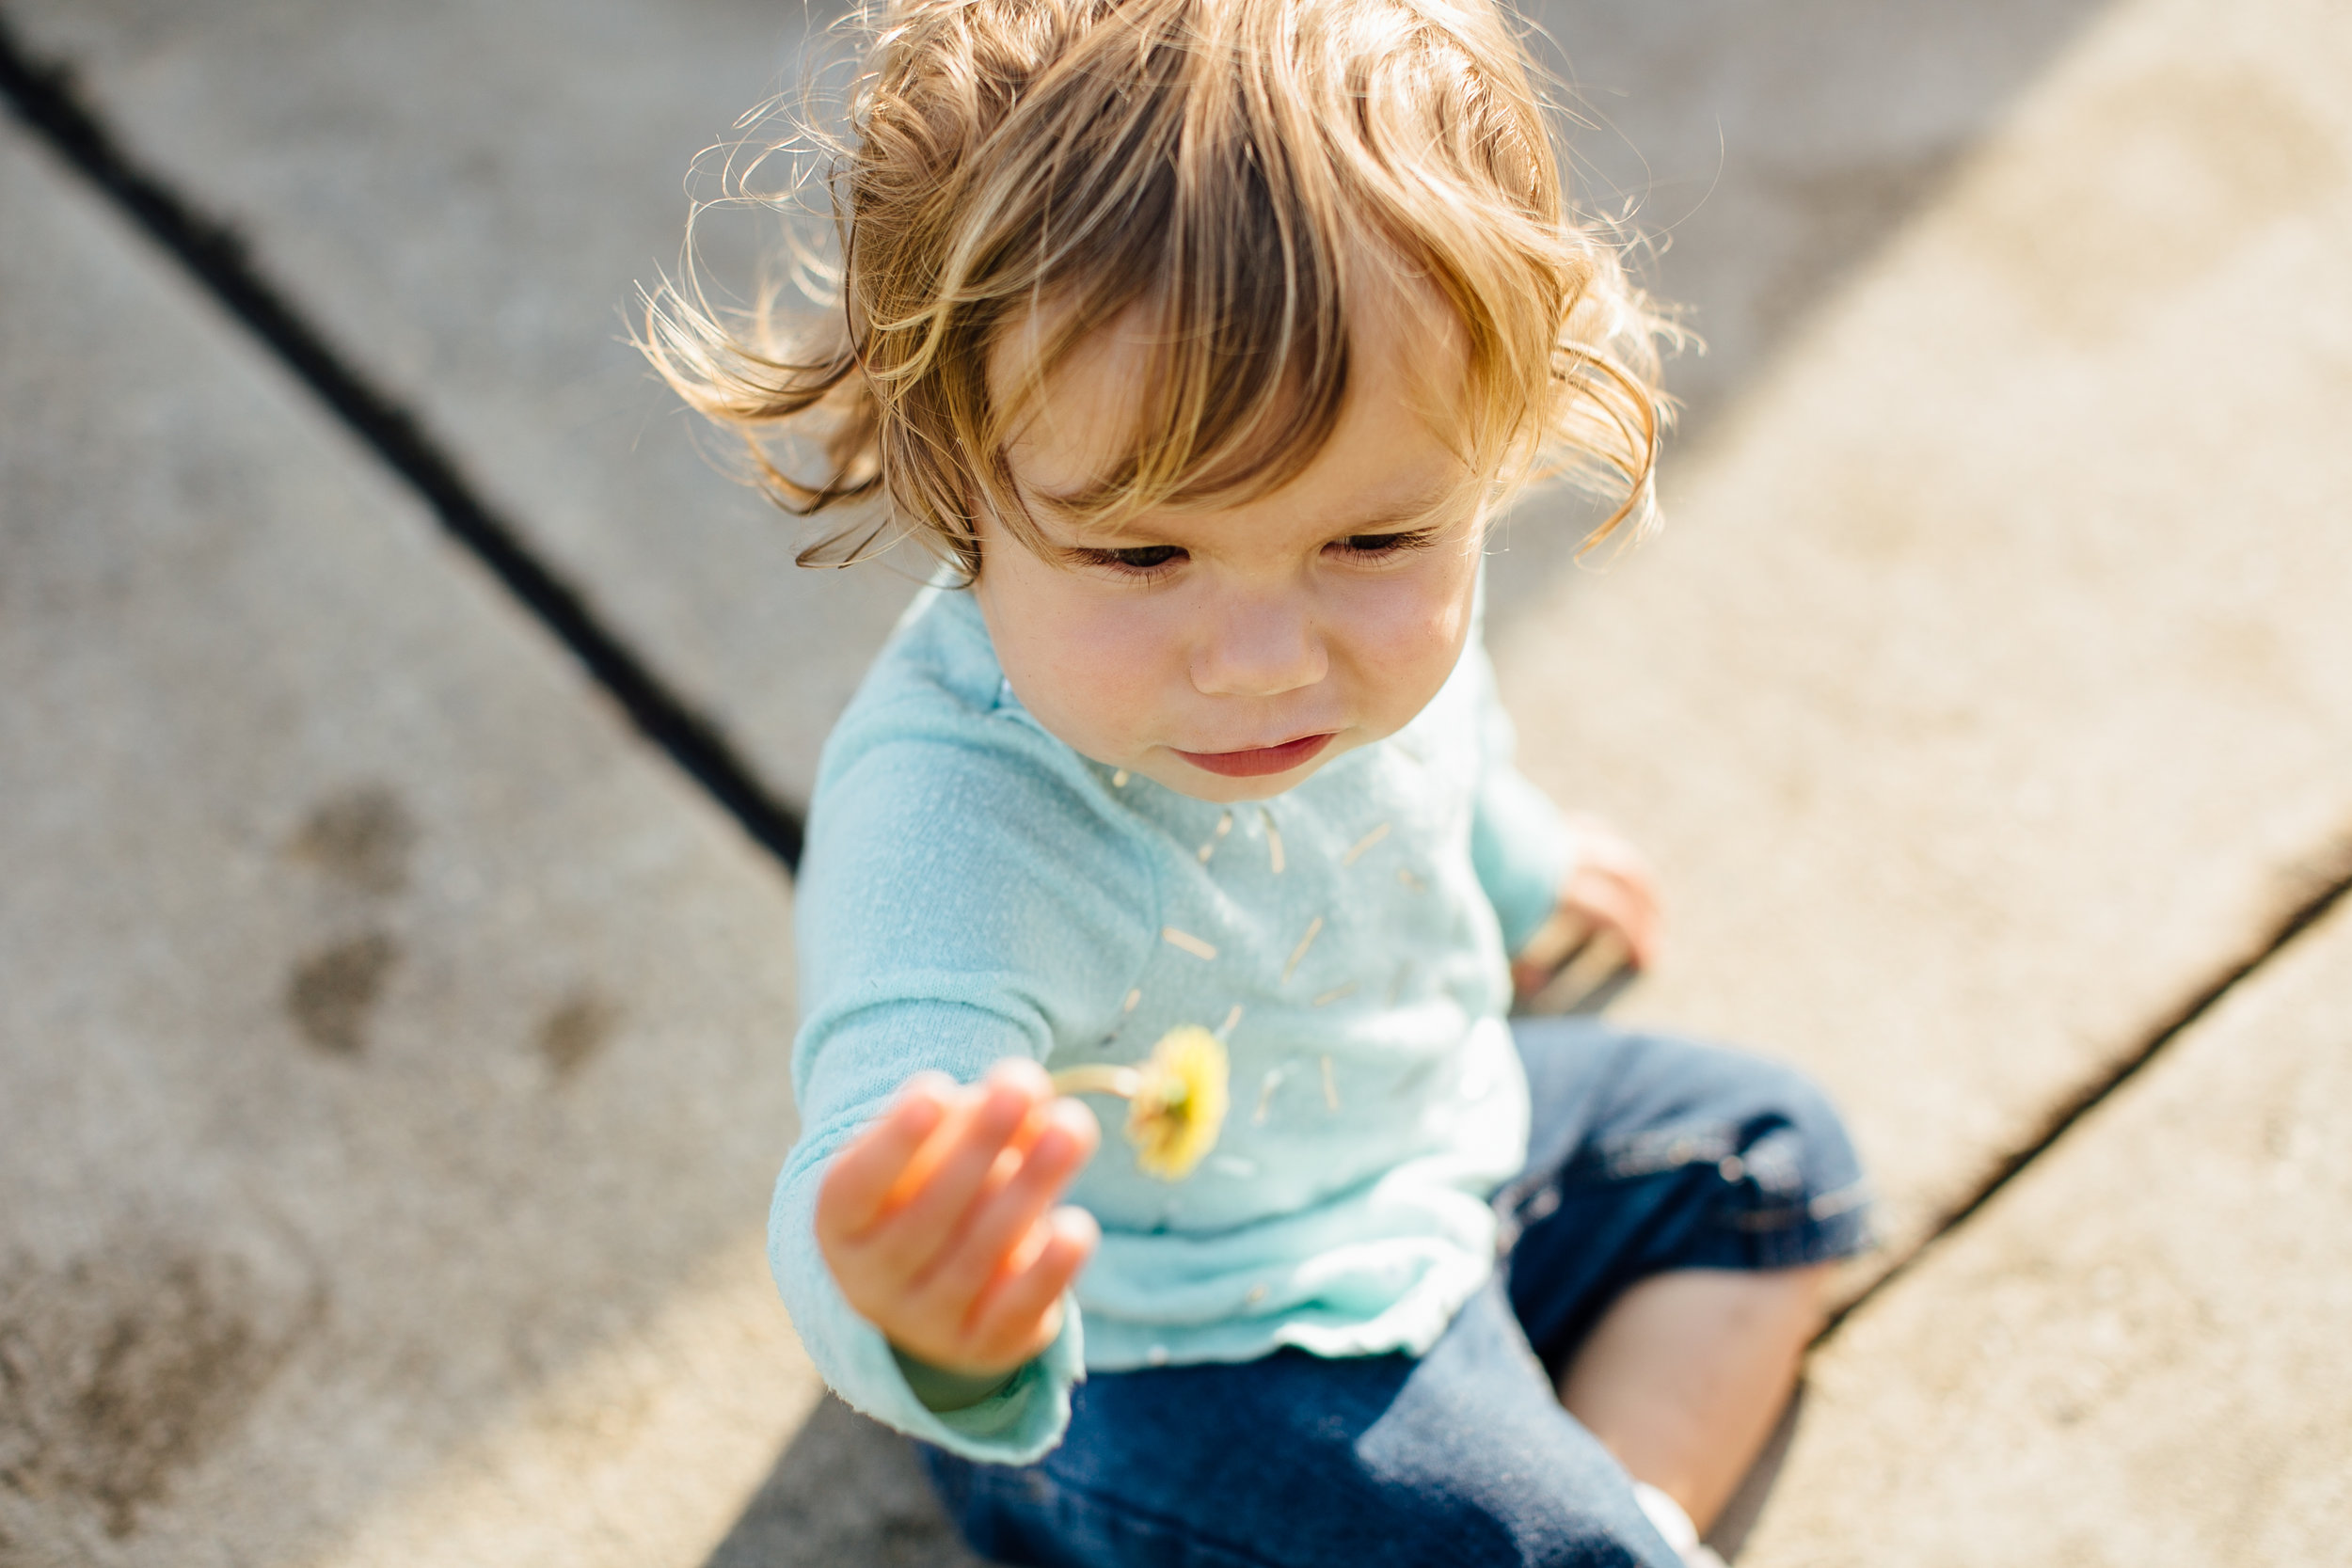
[973,288,1486,804]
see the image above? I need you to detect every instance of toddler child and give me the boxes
[645,0,1871,1561]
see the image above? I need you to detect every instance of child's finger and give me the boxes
[906,1097,1097,1313]
[816,1072,956,1241]
[1564,865,1662,973]
[1624,900,1662,971]
[861,1061,1049,1280]
[961,1206,1099,1369]
[1589,873,1662,971]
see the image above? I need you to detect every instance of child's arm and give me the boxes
[775,695,1157,1460]
[815,1060,1100,1397]
[1505,816,1662,997]
[1461,635,1661,990]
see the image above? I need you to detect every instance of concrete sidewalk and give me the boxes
[0,124,821,1565]
[1745,892,2352,1567]
[3,0,918,808]
[1500,0,2352,1274]
[4,0,2348,1560]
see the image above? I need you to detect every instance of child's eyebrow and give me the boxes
[1024,481,1470,541]
[1338,486,1470,532]
[1017,485,1094,526]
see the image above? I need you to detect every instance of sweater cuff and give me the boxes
[894,1347,1019,1411]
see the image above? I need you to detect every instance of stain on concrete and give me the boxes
[286,930,400,1055]
[537,988,620,1080]
[288,783,417,895]
[0,1243,312,1539]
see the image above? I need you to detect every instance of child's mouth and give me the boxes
[1171,733,1335,778]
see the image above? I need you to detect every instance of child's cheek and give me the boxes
[1337,562,1474,722]
[1005,584,1178,755]
[1065,610,1170,740]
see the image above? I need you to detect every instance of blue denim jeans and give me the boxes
[920,1019,1873,1568]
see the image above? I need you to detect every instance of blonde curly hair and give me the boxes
[641,0,1672,577]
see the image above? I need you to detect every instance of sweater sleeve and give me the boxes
[772,726,1154,1463]
[1463,639,1573,957]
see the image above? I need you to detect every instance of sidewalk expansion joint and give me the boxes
[1821,837,2352,1344]
[0,12,806,872]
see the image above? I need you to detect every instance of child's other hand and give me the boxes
[1510,816,1663,998]
[816,1059,1101,1381]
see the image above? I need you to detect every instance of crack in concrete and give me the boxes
[0,10,807,872]
[1823,837,2352,1343]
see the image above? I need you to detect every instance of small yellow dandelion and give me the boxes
[1126,1028,1231,1179]
[1052,1026,1232,1180]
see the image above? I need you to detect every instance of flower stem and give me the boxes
[1049,1064,1143,1100]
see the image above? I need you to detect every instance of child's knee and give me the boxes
[1714,1055,1872,1264]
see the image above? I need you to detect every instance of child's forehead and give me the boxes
[989,271,1474,507]
[986,303,1163,492]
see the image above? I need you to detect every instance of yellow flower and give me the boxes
[1125,1026,1231,1180]
[1050,1025,1232,1181]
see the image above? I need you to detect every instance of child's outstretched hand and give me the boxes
[816,1059,1102,1381]
[1510,815,1663,999]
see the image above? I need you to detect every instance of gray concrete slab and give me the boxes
[3,0,921,808]
[1536,0,2107,418]
[0,126,821,1564]
[1494,0,2352,1268]
[1738,894,2352,1567]
[1489,0,2115,617]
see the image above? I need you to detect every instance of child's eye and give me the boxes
[1329,529,1437,561]
[1073,545,1187,578]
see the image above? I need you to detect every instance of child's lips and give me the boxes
[1170,733,1335,778]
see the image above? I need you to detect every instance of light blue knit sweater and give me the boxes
[773,585,1570,1463]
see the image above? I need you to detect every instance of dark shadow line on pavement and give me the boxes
[704,1396,988,1568]
[0,12,807,873]
[1480,0,2116,635]
[1820,842,2352,1344]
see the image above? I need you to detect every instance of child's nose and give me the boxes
[1190,594,1328,698]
